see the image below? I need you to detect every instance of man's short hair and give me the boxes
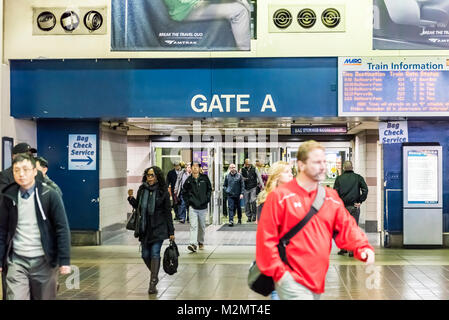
[343,161,353,171]
[296,140,325,163]
[192,161,202,168]
[12,154,36,168]
[35,156,48,168]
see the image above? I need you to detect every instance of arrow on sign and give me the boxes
[70,156,93,165]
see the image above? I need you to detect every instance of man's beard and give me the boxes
[304,167,325,182]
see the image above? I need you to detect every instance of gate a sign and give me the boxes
[68,134,96,170]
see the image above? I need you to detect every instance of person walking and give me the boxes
[127,166,175,294]
[256,140,374,300]
[174,162,191,224]
[182,161,212,253]
[223,163,244,226]
[256,161,293,300]
[34,156,63,197]
[166,161,182,220]
[241,159,264,222]
[0,154,71,300]
[333,160,369,257]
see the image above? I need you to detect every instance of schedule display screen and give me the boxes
[339,57,449,116]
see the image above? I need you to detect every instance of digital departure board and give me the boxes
[338,57,449,116]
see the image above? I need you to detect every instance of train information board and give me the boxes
[339,57,449,116]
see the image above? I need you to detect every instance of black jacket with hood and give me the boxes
[0,180,71,269]
[182,174,212,210]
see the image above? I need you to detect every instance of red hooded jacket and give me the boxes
[256,179,374,294]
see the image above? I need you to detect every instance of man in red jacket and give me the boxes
[256,140,375,300]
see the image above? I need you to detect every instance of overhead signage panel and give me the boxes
[339,56,449,116]
[291,126,347,135]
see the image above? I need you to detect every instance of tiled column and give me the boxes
[127,137,151,212]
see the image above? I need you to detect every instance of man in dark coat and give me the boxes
[333,160,369,257]
[223,163,244,226]
[0,154,71,300]
[241,159,264,222]
[166,161,182,220]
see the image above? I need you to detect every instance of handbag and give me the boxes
[163,239,180,275]
[248,185,326,296]
[126,208,137,231]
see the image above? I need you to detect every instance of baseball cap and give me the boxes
[12,142,37,155]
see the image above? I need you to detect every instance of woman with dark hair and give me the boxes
[127,166,175,294]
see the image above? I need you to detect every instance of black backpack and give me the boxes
[163,240,179,275]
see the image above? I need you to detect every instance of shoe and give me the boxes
[188,244,197,253]
[148,258,160,294]
[198,243,204,250]
[179,220,185,224]
[337,249,347,256]
[348,252,354,257]
[229,221,234,227]
[238,219,242,224]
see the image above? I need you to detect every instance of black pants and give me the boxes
[228,196,242,222]
[346,205,360,225]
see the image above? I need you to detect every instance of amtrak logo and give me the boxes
[164,40,198,45]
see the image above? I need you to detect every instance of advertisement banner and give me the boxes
[111,0,254,51]
[374,0,449,49]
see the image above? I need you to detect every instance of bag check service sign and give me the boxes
[68,134,96,170]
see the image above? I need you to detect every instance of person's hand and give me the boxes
[128,189,134,197]
[354,203,361,208]
[0,267,2,272]
[361,249,375,265]
[59,266,71,275]
[240,194,244,200]
[169,235,175,241]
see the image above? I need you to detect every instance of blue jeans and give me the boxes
[142,240,163,270]
[227,196,242,222]
[178,195,187,222]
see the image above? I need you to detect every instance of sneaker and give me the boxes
[238,219,242,224]
[179,220,185,224]
[198,243,204,250]
[187,244,197,252]
[229,221,234,227]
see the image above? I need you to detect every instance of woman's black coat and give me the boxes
[128,183,174,245]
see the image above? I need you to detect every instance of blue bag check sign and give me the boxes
[68,134,96,171]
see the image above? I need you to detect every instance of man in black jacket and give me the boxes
[223,163,244,226]
[241,159,264,222]
[0,154,71,300]
[182,161,212,253]
[333,160,369,257]
[166,161,182,220]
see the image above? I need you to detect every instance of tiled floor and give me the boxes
[3,222,449,300]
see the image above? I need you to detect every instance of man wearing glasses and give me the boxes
[0,154,71,300]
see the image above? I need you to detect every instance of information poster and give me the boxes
[339,56,449,116]
[407,150,438,204]
[111,0,254,51]
[68,134,96,171]
[193,150,208,175]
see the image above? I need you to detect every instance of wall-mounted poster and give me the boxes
[374,0,449,49]
[111,0,255,51]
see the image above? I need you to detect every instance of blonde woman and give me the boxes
[256,161,293,222]
[256,161,293,300]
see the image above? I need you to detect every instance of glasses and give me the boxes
[147,173,155,177]
[13,167,34,174]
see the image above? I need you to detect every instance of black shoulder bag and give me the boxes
[247,185,326,296]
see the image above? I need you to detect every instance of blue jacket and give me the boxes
[223,172,244,198]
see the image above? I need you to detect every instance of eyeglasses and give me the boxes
[147,173,155,177]
[13,167,34,174]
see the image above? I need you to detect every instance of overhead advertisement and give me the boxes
[373,0,449,49]
[339,56,449,116]
[111,0,255,51]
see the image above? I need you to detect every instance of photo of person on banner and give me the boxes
[374,0,449,49]
[111,0,253,51]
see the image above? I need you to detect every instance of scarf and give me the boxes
[140,182,158,217]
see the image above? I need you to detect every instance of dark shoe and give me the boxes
[238,219,242,224]
[337,249,347,256]
[148,258,160,294]
[179,220,185,224]
[229,221,234,227]
[348,252,354,257]
[198,243,204,250]
[188,244,197,253]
